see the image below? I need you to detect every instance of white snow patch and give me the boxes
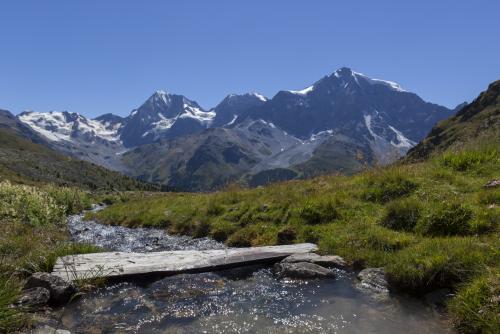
[226,115,238,126]
[388,125,416,149]
[309,129,334,141]
[19,111,123,143]
[353,71,406,92]
[179,104,216,124]
[250,92,268,102]
[289,85,314,96]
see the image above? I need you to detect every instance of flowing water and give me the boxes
[53,208,454,334]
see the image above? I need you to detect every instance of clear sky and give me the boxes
[1,1,499,118]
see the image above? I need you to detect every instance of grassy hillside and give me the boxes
[406,80,500,160]
[0,127,158,191]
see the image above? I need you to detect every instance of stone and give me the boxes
[25,272,76,305]
[281,253,347,268]
[274,262,336,279]
[14,287,50,310]
[32,325,71,334]
[356,268,389,299]
[424,288,453,312]
[484,179,500,188]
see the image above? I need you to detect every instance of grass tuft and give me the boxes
[380,198,421,232]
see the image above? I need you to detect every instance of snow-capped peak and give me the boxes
[330,67,406,92]
[18,110,122,143]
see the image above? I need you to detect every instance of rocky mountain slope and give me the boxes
[12,67,455,190]
[0,110,157,190]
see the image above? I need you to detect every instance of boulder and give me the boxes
[33,325,71,334]
[14,287,50,310]
[356,268,389,299]
[281,253,347,268]
[484,179,500,188]
[24,272,76,305]
[274,262,336,279]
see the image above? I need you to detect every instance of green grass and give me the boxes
[379,198,421,232]
[448,270,500,334]
[88,146,500,333]
[0,181,100,332]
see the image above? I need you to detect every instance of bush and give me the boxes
[0,181,65,226]
[440,149,498,172]
[386,238,489,292]
[380,199,421,232]
[362,174,417,203]
[416,203,473,236]
[448,271,500,334]
[276,227,297,245]
[298,199,339,225]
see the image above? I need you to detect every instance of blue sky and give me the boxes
[1,1,499,118]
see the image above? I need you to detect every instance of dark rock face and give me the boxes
[281,253,347,268]
[211,93,267,127]
[120,91,214,147]
[25,273,76,305]
[356,268,389,299]
[14,287,50,310]
[274,261,336,279]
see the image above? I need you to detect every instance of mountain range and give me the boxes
[6,67,458,191]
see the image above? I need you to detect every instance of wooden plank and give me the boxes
[52,243,318,281]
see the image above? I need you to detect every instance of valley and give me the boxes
[0,79,498,333]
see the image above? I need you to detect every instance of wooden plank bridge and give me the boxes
[52,243,318,281]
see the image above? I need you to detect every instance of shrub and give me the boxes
[43,185,91,215]
[440,149,498,172]
[386,238,489,292]
[362,174,417,203]
[416,203,473,236]
[298,199,339,225]
[276,227,297,245]
[448,271,500,334]
[380,199,421,232]
[0,181,65,226]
